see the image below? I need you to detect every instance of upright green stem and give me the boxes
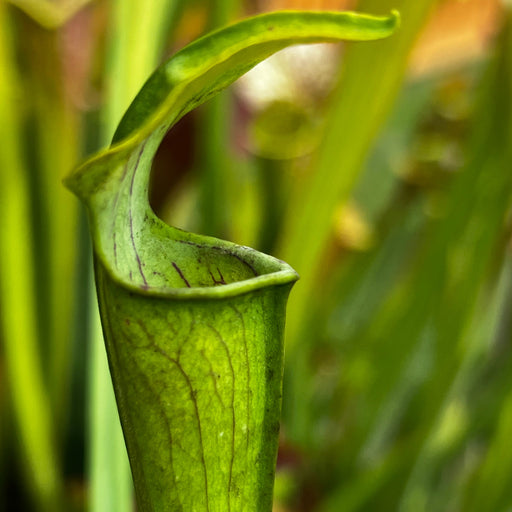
[0,2,63,510]
[282,0,437,347]
[21,18,81,437]
[197,0,239,237]
[280,0,438,444]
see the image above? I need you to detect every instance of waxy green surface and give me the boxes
[65,10,399,511]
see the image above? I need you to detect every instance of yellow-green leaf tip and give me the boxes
[390,9,401,30]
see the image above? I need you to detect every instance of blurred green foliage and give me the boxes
[1,0,511,511]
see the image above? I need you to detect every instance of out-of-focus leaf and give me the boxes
[0,3,63,510]
[7,0,91,28]
[280,0,438,446]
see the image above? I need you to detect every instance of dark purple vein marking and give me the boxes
[175,239,259,277]
[175,315,195,362]
[172,262,191,288]
[133,319,155,349]
[110,162,130,264]
[113,232,118,267]
[230,253,258,277]
[153,345,210,512]
[209,267,227,285]
[122,311,207,510]
[109,163,128,225]
[200,350,226,409]
[123,349,179,502]
[208,324,235,512]
[129,143,148,287]
[229,304,251,503]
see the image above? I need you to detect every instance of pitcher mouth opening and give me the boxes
[94,233,299,301]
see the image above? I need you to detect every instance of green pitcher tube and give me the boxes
[65,10,399,511]
[95,257,296,511]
